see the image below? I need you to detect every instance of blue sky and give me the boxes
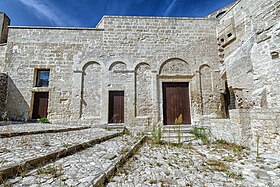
[0,0,235,27]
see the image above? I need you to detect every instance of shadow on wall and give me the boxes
[6,76,29,121]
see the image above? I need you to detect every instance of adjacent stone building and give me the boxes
[0,0,279,154]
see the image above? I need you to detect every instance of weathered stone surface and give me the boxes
[107,141,280,187]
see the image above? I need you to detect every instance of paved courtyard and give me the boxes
[0,123,279,186]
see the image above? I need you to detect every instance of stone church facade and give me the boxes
[0,0,279,153]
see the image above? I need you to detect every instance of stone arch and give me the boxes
[159,58,192,76]
[81,61,102,118]
[199,64,213,115]
[74,58,105,72]
[135,63,153,117]
[109,61,128,83]
[109,61,127,71]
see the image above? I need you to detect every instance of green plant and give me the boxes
[63,143,71,148]
[226,171,244,179]
[222,155,234,162]
[37,165,62,178]
[37,118,49,123]
[190,127,210,144]
[152,124,162,144]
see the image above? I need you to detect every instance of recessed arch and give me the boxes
[109,61,127,71]
[81,62,102,118]
[82,61,101,72]
[135,63,152,117]
[159,58,192,76]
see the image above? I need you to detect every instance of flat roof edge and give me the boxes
[8,26,104,31]
[100,15,218,21]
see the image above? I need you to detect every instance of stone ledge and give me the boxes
[0,126,91,138]
[92,135,148,187]
[0,131,124,182]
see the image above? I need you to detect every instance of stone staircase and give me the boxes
[161,125,196,144]
[105,123,126,131]
[0,123,146,186]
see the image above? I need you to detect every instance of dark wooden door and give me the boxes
[32,92,49,119]
[163,82,191,125]
[108,91,124,123]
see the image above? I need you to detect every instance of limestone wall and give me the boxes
[218,0,279,109]
[5,27,103,121]
[4,17,224,125]
[212,0,280,155]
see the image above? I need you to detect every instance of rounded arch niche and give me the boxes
[135,63,153,117]
[159,58,192,76]
[81,62,102,118]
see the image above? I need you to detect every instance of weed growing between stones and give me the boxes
[37,118,49,123]
[37,164,63,178]
[190,127,210,144]
[63,143,71,148]
[152,124,162,144]
[204,159,230,172]
[175,114,183,144]
[213,139,246,157]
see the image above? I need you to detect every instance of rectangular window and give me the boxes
[35,69,50,87]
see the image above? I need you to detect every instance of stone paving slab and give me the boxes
[0,128,117,170]
[3,135,140,186]
[107,140,280,187]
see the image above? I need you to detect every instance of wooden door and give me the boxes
[163,82,191,125]
[108,91,124,123]
[32,92,49,119]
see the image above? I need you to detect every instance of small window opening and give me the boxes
[216,11,226,19]
[35,69,50,87]
[227,33,232,38]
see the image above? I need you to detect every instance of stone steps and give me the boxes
[0,126,90,138]
[161,125,196,143]
[0,128,123,183]
[4,135,147,187]
[105,124,126,131]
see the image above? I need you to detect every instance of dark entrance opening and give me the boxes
[32,92,49,119]
[163,82,191,125]
[108,91,124,123]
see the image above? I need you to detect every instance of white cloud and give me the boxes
[163,0,177,15]
[16,0,78,26]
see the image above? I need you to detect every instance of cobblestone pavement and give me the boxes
[108,140,280,187]
[0,128,117,169]
[2,135,139,186]
[0,123,85,133]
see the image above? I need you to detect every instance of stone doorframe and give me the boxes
[156,57,195,125]
[157,76,194,125]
